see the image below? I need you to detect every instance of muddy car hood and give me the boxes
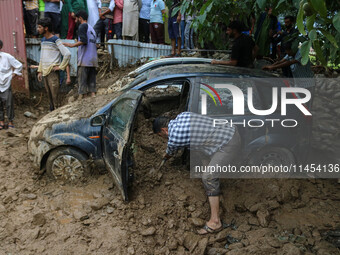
[28,93,122,167]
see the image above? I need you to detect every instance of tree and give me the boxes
[174,0,339,67]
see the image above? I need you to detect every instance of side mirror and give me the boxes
[91,114,106,127]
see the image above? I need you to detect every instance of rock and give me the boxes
[90,197,110,211]
[256,209,270,227]
[127,246,135,254]
[168,238,178,250]
[229,230,243,240]
[187,205,196,212]
[73,210,88,221]
[211,229,229,242]
[25,193,37,200]
[141,227,156,236]
[183,232,200,252]
[193,237,208,255]
[267,200,280,210]
[24,111,37,119]
[245,229,272,245]
[248,217,259,226]
[237,224,251,232]
[106,206,114,214]
[32,213,46,227]
[0,203,6,213]
[207,247,228,255]
[68,96,75,103]
[249,203,265,213]
[189,218,205,227]
[281,243,302,255]
[178,194,188,201]
[228,242,243,250]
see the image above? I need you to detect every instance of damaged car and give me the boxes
[28,63,312,201]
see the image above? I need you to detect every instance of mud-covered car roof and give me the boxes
[148,64,279,79]
[123,64,279,90]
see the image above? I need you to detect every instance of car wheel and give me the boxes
[46,147,89,182]
[248,147,295,166]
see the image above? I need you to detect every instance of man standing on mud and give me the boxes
[64,10,98,99]
[0,40,23,130]
[153,112,241,234]
[37,17,71,111]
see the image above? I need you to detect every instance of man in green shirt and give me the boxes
[66,0,88,39]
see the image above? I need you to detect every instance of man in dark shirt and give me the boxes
[211,21,255,68]
[63,10,98,99]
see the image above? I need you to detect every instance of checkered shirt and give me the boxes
[166,112,235,156]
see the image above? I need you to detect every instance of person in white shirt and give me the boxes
[0,40,23,130]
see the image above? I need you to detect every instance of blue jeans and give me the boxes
[185,20,194,51]
[180,20,185,48]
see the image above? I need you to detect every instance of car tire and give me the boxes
[46,147,89,182]
[248,147,296,166]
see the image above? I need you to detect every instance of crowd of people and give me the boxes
[23,0,196,55]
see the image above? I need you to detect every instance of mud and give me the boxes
[0,74,340,254]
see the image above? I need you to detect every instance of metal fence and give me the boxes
[107,39,172,67]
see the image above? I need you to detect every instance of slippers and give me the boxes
[197,221,227,235]
[0,124,4,130]
[8,125,14,129]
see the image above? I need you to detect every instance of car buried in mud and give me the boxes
[28,63,312,201]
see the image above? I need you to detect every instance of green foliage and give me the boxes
[175,0,339,67]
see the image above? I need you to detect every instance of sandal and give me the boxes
[197,221,227,235]
[167,53,175,58]
[0,124,4,130]
[8,125,14,129]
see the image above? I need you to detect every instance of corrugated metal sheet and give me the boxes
[0,0,29,95]
[107,39,172,67]
[25,38,78,76]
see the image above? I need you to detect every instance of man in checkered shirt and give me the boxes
[153,112,241,234]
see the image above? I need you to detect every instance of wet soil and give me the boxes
[0,72,340,254]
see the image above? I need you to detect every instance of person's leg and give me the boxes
[0,92,5,128]
[43,75,54,111]
[189,25,194,50]
[88,67,97,97]
[168,17,176,55]
[32,9,39,37]
[176,37,181,55]
[159,23,165,44]
[144,20,150,43]
[150,23,156,44]
[5,88,14,127]
[138,18,144,42]
[66,12,75,39]
[198,129,241,234]
[78,67,88,98]
[180,20,185,49]
[107,19,114,40]
[48,71,60,109]
[114,22,123,40]
[93,19,105,43]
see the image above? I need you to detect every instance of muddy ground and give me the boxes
[0,69,340,255]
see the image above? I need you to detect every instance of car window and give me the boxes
[108,98,138,137]
[198,77,262,115]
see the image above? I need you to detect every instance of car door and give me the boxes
[102,90,143,201]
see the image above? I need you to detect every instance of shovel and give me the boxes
[158,158,167,170]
